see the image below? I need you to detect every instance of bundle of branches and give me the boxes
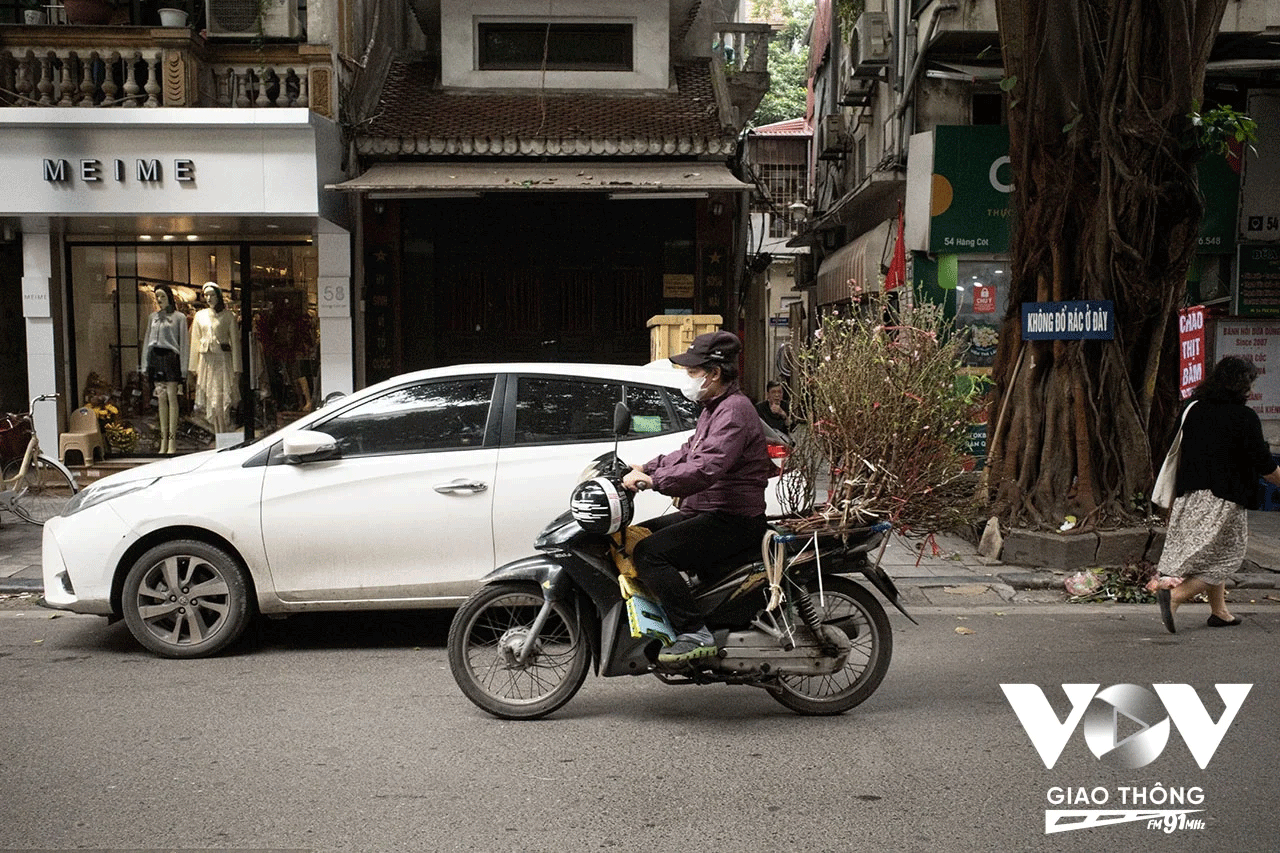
[778,295,987,535]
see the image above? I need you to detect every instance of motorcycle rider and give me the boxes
[622,331,775,665]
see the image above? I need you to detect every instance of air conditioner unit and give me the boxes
[818,114,848,160]
[205,0,302,39]
[840,73,874,106]
[851,11,891,77]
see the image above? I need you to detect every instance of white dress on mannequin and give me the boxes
[189,305,241,432]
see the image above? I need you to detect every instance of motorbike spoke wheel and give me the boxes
[121,540,252,659]
[448,582,589,720]
[771,575,892,716]
[6,456,76,525]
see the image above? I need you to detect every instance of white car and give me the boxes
[42,363,789,658]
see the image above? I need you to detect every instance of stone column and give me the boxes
[21,228,58,446]
[314,223,353,397]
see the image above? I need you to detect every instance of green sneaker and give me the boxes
[657,629,718,664]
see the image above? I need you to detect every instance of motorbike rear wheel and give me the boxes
[448,581,590,720]
[770,575,892,716]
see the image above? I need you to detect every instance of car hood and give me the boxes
[85,448,236,487]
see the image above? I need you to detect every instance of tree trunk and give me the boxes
[988,0,1228,528]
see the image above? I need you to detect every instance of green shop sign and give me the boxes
[1196,152,1240,253]
[929,125,1013,254]
[927,126,1238,256]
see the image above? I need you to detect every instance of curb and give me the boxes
[0,578,43,595]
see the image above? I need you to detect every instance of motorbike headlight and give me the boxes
[62,477,159,517]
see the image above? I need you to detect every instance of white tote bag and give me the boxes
[1152,402,1196,509]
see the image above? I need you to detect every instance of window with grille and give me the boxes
[753,163,808,238]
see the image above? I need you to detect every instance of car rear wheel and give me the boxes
[121,540,252,658]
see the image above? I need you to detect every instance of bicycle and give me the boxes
[0,395,80,526]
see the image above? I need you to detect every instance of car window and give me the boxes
[514,377,621,444]
[512,377,684,445]
[668,390,699,429]
[623,384,679,435]
[318,377,495,456]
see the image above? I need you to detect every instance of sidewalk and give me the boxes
[3,511,1279,601]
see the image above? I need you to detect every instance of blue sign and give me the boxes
[1021,300,1116,340]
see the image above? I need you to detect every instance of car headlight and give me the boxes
[62,477,160,517]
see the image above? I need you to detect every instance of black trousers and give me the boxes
[631,510,768,634]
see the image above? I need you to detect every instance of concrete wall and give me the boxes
[440,0,670,90]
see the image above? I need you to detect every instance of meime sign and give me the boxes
[42,158,196,185]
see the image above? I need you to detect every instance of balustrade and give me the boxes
[0,28,333,116]
[713,24,771,75]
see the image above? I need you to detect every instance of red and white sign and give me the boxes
[1215,320,1280,416]
[1178,305,1206,400]
[972,285,997,314]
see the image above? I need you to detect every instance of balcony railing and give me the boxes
[711,23,771,124]
[0,25,335,117]
[713,23,771,76]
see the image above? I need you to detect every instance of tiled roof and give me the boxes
[358,60,738,157]
[750,117,810,135]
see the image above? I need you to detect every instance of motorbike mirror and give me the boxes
[613,402,632,437]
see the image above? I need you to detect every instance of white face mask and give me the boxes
[681,371,710,402]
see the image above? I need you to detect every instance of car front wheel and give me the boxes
[121,540,252,658]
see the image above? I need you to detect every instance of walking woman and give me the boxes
[1152,356,1280,632]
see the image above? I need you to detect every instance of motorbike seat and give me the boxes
[684,541,762,590]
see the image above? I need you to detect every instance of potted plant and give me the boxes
[157,3,189,27]
[20,0,48,25]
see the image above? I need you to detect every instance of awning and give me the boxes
[330,162,752,197]
[816,221,892,305]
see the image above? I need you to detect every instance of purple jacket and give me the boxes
[643,382,774,516]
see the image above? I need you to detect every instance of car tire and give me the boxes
[121,540,252,659]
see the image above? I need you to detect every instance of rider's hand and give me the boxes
[622,469,654,493]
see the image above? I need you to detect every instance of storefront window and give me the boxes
[68,241,319,457]
[955,260,1009,368]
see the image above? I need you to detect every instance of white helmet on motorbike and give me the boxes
[570,476,633,535]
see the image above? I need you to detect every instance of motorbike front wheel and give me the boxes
[448,582,590,720]
[770,575,892,716]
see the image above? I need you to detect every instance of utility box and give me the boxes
[647,315,723,363]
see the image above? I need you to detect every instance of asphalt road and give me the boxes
[1,598,1276,853]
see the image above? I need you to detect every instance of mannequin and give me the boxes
[140,285,187,454]
[189,282,242,435]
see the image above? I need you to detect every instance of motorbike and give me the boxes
[447,403,913,720]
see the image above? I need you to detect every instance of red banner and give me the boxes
[1178,305,1206,400]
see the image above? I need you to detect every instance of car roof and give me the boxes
[362,362,687,393]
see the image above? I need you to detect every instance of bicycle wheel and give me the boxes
[9,455,77,525]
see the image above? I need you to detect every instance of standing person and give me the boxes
[756,379,792,435]
[1152,356,1280,632]
[621,331,776,664]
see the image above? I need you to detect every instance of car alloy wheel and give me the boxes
[121,539,252,658]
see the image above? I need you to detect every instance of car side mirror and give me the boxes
[613,402,632,437]
[281,430,338,464]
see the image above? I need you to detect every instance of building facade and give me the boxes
[336,0,771,386]
[793,0,1280,445]
[0,2,354,455]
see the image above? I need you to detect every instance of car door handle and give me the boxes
[433,479,489,494]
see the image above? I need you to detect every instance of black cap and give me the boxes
[670,331,741,367]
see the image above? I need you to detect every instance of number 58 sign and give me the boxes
[318,279,350,317]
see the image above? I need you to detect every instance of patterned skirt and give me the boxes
[1157,489,1248,585]
[193,349,237,417]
